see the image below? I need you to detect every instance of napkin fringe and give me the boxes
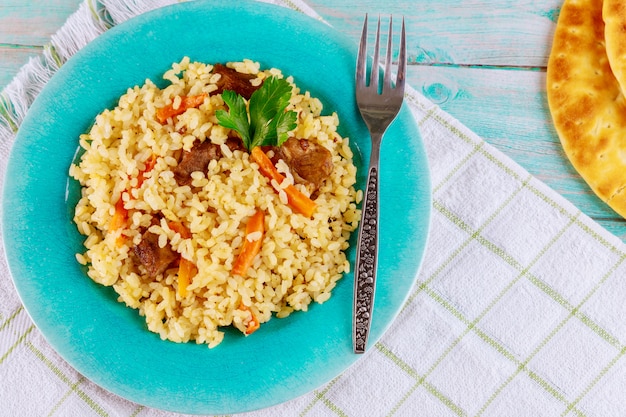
[100,0,179,24]
[50,0,112,63]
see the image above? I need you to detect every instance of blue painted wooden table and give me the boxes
[1,0,623,240]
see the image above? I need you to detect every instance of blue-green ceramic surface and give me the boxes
[2,1,431,414]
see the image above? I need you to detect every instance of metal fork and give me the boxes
[353,14,406,354]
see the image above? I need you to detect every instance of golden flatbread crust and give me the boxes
[547,0,626,218]
[603,0,626,95]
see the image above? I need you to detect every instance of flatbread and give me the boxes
[547,0,626,218]
[604,0,626,96]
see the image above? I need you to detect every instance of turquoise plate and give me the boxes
[2,1,431,414]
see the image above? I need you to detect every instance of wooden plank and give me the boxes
[0,0,82,91]
[0,46,43,90]
[0,0,83,45]
[308,0,561,67]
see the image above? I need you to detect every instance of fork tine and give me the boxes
[383,16,393,90]
[356,14,368,88]
[369,16,381,92]
[396,17,407,91]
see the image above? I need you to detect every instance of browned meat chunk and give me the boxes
[134,231,178,278]
[173,141,222,186]
[213,64,261,99]
[173,137,245,186]
[225,136,246,153]
[273,138,334,192]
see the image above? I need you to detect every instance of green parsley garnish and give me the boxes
[216,76,298,151]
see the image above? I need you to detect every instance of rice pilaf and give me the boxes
[70,58,361,348]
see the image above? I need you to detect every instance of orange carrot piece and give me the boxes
[231,209,265,277]
[108,155,157,248]
[177,257,197,298]
[251,146,284,184]
[166,221,196,297]
[136,154,157,188]
[281,185,318,218]
[108,198,129,247]
[239,303,260,335]
[109,198,128,232]
[250,147,317,218]
[156,93,207,124]
[168,221,192,239]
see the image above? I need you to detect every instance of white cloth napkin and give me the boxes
[2,1,626,416]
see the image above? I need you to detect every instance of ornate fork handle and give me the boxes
[353,133,382,354]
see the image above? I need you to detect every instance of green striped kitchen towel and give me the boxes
[2,0,626,416]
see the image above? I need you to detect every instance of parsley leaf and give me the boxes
[216,90,251,147]
[216,76,297,151]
